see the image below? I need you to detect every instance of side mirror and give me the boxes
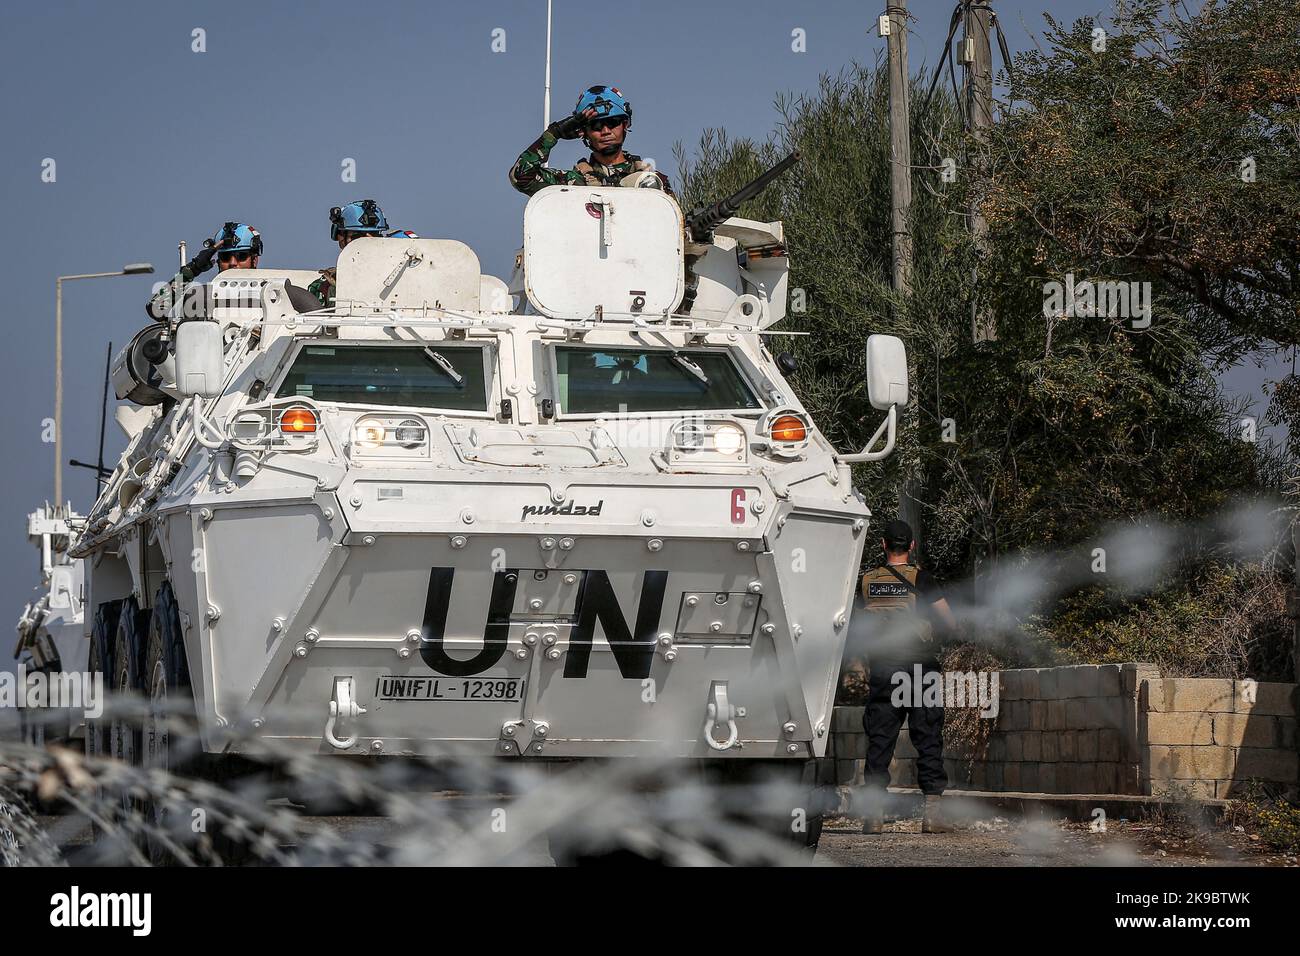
[838,334,909,463]
[866,334,908,410]
[174,319,224,398]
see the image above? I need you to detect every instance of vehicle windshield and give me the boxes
[275,344,489,411]
[555,346,761,414]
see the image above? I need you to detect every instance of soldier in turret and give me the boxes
[308,199,391,307]
[509,86,671,196]
[145,222,262,320]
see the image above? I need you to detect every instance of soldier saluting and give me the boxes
[146,222,262,320]
[509,85,672,196]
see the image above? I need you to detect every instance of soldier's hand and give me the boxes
[550,108,594,141]
[189,245,217,275]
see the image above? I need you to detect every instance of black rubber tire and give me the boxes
[142,581,198,864]
[84,602,120,764]
[109,597,150,845]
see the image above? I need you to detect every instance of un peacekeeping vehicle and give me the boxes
[70,163,910,846]
[13,504,88,747]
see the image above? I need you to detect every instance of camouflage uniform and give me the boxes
[307,267,337,308]
[145,255,211,320]
[508,125,672,196]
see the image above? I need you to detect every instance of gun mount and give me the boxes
[685,151,801,244]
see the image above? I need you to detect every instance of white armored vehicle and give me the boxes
[70,162,909,851]
[14,504,88,746]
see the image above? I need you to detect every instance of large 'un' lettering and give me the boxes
[419,568,667,679]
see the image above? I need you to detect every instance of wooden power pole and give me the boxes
[882,3,923,543]
[886,2,913,299]
[964,1,997,342]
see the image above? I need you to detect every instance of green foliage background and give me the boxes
[674,0,1298,677]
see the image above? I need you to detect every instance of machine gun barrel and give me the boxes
[685,150,801,242]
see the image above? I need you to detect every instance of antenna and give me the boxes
[543,0,553,127]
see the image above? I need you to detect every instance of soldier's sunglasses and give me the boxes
[587,117,625,132]
[219,250,254,263]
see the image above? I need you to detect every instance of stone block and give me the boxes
[1142,678,1235,714]
[1059,731,1077,762]
[1145,745,1236,780]
[1077,730,1099,762]
[1099,729,1123,763]
[1041,732,1061,763]
[1060,665,1101,699]
[1234,748,1298,783]
[1022,732,1042,762]
[1047,699,1068,730]
[1030,700,1048,731]
[833,706,865,732]
[1065,699,1089,729]
[1097,664,1122,697]
[1145,712,1215,746]
[1212,713,1277,748]
[1234,681,1296,717]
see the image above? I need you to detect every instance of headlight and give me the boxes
[678,422,705,449]
[353,417,386,448]
[713,423,746,456]
[394,418,426,448]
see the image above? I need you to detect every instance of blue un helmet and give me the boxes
[575,85,631,127]
[205,222,263,257]
[329,199,389,240]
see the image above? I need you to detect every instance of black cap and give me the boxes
[881,519,913,549]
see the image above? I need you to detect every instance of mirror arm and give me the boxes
[839,404,896,463]
[191,400,228,450]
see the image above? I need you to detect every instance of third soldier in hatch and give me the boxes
[309,199,391,307]
[509,86,671,196]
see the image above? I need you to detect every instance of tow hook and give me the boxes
[325,676,366,751]
[703,681,745,751]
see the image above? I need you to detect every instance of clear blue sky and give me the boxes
[0,0,1274,629]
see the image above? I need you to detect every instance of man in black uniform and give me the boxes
[859,519,958,834]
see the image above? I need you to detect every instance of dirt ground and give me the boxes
[816,813,1299,867]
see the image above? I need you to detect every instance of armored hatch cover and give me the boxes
[335,238,482,312]
[523,185,684,320]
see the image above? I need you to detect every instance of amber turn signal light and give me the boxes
[770,414,807,443]
[279,406,318,434]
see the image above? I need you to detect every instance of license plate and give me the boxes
[374,676,525,702]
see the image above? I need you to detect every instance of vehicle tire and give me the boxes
[710,758,823,864]
[142,581,198,864]
[84,600,121,764]
[109,598,149,832]
[16,662,42,749]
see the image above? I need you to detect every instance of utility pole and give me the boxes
[883,3,923,544]
[886,1,913,299]
[964,0,996,342]
[543,0,553,127]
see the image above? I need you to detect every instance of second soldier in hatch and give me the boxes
[509,85,671,196]
[308,199,391,307]
[146,222,262,320]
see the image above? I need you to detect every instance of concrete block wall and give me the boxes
[1139,678,1297,800]
[822,663,1299,799]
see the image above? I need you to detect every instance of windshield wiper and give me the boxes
[422,348,466,387]
[670,352,710,388]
